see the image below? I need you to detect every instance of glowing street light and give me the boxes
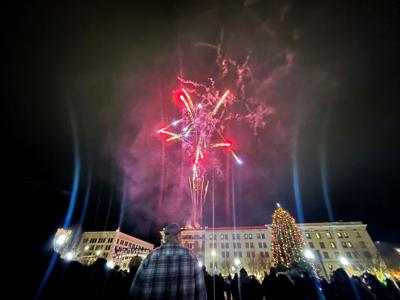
[339,256,350,266]
[304,249,315,260]
[234,258,241,266]
[66,252,74,261]
[55,234,67,245]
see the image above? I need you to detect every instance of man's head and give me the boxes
[162,223,182,244]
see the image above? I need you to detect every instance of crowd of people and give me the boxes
[39,256,399,300]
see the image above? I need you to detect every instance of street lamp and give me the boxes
[339,256,350,266]
[304,249,315,260]
[234,258,241,266]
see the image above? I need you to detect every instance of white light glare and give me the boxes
[66,252,73,261]
[304,249,315,260]
[234,258,241,266]
[106,261,114,269]
[56,234,67,245]
[339,256,350,266]
[211,250,216,257]
[198,261,203,267]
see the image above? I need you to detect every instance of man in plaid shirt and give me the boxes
[129,223,207,300]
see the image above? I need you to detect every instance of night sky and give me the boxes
[6,0,400,293]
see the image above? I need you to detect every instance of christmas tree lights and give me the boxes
[271,204,306,266]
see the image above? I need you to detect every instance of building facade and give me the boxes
[181,221,386,279]
[74,230,154,270]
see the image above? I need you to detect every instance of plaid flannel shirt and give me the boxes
[129,241,207,300]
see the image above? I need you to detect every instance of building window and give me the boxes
[237,234,240,239]
[343,232,349,238]
[108,238,113,243]
[319,242,326,249]
[309,242,315,248]
[221,243,225,249]
[257,233,261,239]
[245,243,249,248]
[234,252,237,257]
[252,251,255,258]
[247,252,251,258]
[305,233,311,239]
[239,252,242,258]
[244,234,248,239]
[359,241,366,248]
[346,252,352,258]
[83,238,88,243]
[237,243,241,249]
[261,233,265,239]
[363,251,372,259]
[209,234,213,240]
[326,232,332,239]
[221,234,225,240]
[214,243,217,248]
[222,252,226,258]
[233,243,236,249]
[316,233,321,239]
[225,243,229,249]
[352,251,359,259]
[263,242,267,248]
[330,242,337,249]
[328,264,333,270]
[337,232,343,238]
[249,234,253,239]
[356,232,361,238]
[265,252,269,258]
[347,242,353,248]
[323,252,330,259]
[334,252,340,258]
[226,252,230,258]
[250,243,254,248]
[342,241,348,248]
[210,243,213,248]
[258,242,262,248]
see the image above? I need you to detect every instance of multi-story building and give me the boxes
[74,229,154,270]
[182,226,272,276]
[181,221,386,279]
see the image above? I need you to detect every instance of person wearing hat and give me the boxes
[129,223,207,300]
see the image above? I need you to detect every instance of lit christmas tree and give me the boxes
[271,204,306,267]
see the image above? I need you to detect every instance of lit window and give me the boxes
[326,233,332,239]
[244,234,248,239]
[328,264,333,270]
[249,234,253,239]
[316,233,321,239]
[330,242,337,249]
[342,241,348,248]
[343,232,349,238]
[305,233,311,239]
[337,232,343,238]
[347,242,353,248]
